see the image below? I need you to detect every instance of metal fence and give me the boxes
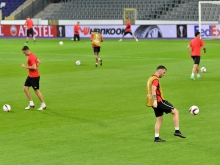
[14,0,54,19]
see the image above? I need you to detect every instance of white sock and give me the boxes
[155,133,159,137]
[191,73,194,77]
[30,101,34,105]
[197,74,201,78]
[175,127,179,131]
[41,102,46,107]
[98,58,101,61]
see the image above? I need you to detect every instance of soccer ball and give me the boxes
[3,104,11,112]
[189,105,199,115]
[59,41,63,45]
[200,67,206,73]
[76,60,81,66]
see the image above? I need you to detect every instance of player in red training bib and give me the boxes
[90,28,103,67]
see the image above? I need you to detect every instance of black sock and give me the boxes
[175,130,180,133]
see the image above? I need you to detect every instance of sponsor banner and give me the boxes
[188,25,220,38]
[65,25,125,38]
[0,25,3,36]
[57,25,65,37]
[134,25,176,38]
[176,25,187,38]
[65,25,177,38]
[3,24,220,39]
[0,25,57,37]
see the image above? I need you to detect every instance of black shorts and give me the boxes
[93,47,100,53]
[123,31,133,36]
[152,100,174,117]
[27,28,34,37]
[191,56,200,65]
[24,76,40,90]
[74,34,80,41]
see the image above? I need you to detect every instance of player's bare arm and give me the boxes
[22,63,37,70]
[202,46,206,53]
[152,85,157,108]
[24,21,27,28]
[36,59,41,66]
[187,45,191,55]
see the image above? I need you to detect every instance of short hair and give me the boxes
[93,28,97,32]
[22,46,29,51]
[195,31,200,37]
[157,65,167,71]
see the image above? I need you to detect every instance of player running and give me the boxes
[24,16,36,44]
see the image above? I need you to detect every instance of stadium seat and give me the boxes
[30,0,220,21]
[1,0,26,19]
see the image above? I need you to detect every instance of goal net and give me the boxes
[198,1,220,39]
[123,8,137,25]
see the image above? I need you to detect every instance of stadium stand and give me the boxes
[0,0,26,19]
[34,0,219,21]
[4,0,220,21]
[165,0,220,21]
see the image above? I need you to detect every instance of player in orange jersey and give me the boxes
[24,16,36,44]
[119,18,138,41]
[187,32,206,80]
[72,22,82,41]
[21,46,46,110]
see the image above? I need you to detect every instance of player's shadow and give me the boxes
[44,109,108,127]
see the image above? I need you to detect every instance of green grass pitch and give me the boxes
[0,38,220,165]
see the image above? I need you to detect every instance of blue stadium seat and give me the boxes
[1,0,26,19]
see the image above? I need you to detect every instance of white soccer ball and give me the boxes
[3,104,11,112]
[200,67,206,73]
[189,105,199,115]
[76,60,81,66]
[59,41,63,45]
